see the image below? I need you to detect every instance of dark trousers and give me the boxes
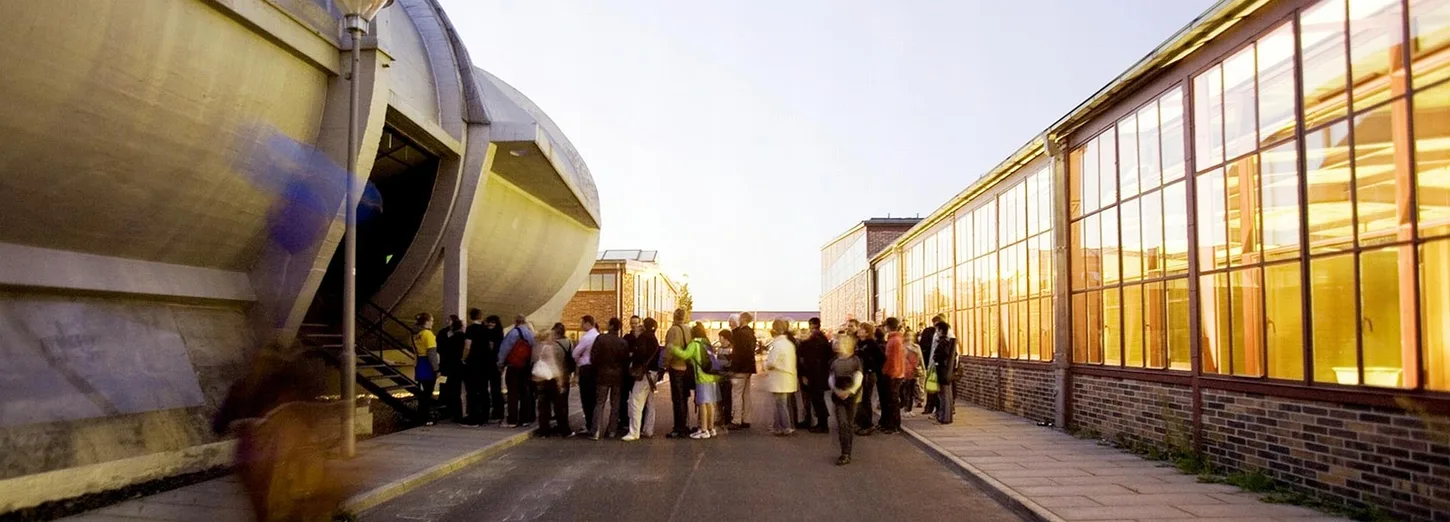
[900,378,918,413]
[464,367,497,422]
[505,366,536,424]
[879,377,901,430]
[535,380,570,434]
[617,373,633,430]
[440,373,464,421]
[854,373,878,430]
[718,377,733,424]
[577,365,598,433]
[668,369,692,434]
[594,381,623,438]
[802,384,829,427]
[417,379,436,423]
[833,394,860,456]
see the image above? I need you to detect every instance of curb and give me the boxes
[901,425,1066,522]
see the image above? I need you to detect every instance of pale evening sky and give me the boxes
[437,0,1217,312]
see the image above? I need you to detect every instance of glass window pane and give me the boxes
[1312,253,1360,384]
[1142,190,1164,277]
[1087,289,1103,364]
[1423,240,1450,390]
[1124,284,1144,367]
[1168,278,1192,370]
[1139,103,1162,191]
[1224,45,1259,160]
[1262,141,1303,260]
[1348,0,1405,109]
[603,273,616,290]
[1120,116,1140,198]
[1103,287,1122,366]
[1073,292,1089,363]
[1028,237,1041,298]
[1195,65,1226,171]
[1302,0,1351,129]
[1415,82,1450,237]
[1197,168,1229,269]
[1360,246,1412,388]
[1071,220,1086,290]
[1071,148,1084,219]
[1259,24,1299,146]
[1266,262,1306,380]
[1411,0,1450,87]
[1082,141,1100,216]
[1100,132,1118,208]
[1226,155,1261,268]
[1232,268,1266,377]
[1084,213,1102,288]
[1039,232,1054,297]
[1121,198,1142,281]
[1164,181,1190,274]
[1038,169,1054,234]
[1162,88,1188,182]
[1145,281,1167,368]
[1102,207,1121,285]
[1200,272,1233,374]
[1018,300,1031,360]
[1306,121,1355,252]
[1354,99,1413,247]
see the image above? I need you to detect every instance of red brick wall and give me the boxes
[1200,389,1450,521]
[562,291,616,332]
[955,357,1056,423]
[866,226,914,258]
[1069,374,1194,448]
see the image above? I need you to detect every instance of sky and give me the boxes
[437,0,1218,311]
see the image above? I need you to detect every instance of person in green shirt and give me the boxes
[668,323,723,439]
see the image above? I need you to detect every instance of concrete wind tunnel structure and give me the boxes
[0,0,600,512]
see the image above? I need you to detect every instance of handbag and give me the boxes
[532,358,558,381]
[924,362,940,393]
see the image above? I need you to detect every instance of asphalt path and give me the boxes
[361,376,1022,522]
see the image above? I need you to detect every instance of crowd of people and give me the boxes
[407,308,959,465]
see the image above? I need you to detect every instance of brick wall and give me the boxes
[1069,374,1194,448]
[866,226,914,257]
[954,357,1056,423]
[561,291,616,331]
[1201,389,1450,521]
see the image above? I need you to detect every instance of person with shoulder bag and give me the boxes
[622,318,663,441]
[531,329,572,437]
[496,314,537,428]
[928,322,957,425]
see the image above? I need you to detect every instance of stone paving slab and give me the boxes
[902,406,1349,522]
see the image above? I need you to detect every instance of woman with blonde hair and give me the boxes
[412,312,440,426]
[531,329,573,437]
[828,333,864,465]
[764,318,799,436]
[668,323,724,439]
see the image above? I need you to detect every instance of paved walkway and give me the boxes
[902,406,1346,522]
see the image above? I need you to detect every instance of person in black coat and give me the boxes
[728,312,759,429]
[590,318,630,439]
[853,323,884,435]
[929,321,957,424]
[797,318,833,433]
[437,316,466,422]
[919,315,943,415]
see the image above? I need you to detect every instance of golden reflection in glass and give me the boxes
[1027,298,1042,361]
[1018,299,1030,360]
[1104,287,1122,365]
[1120,116,1140,199]
[1142,190,1164,277]
[1100,132,1118,209]
[1124,284,1144,367]
[1200,272,1232,374]
[1195,66,1226,171]
[1162,89,1187,183]
[1226,155,1261,267]
[1145,281,1167,368]
[1259,24,1298,146]
[1311,254,1359,384]
[1261,141,1302,260]
[1224,45,1259,160]
[1102,207,1120,285]
[1039,232,1054,297]
[1071,220,1085,290]
[1081,141,1099,216]
[1165,182,1190,274]
[1122,198,1142,281]
[1266,262,1305,380]
[1348,0,1404,109]
[1139,103,1162,191]
[1168,278,1192,370]
[1415,82,1450,237]
[1411,0,1450,87]
[1360,246,1412,387]
[1197,168,1229,269]
[1085,289,1102,363]
[1306,121,1355,252]
[1028,238,1040,298]
[1422,240,1450,390]
[1232,268,1265,377]
[985,302,1000,358]
[1041,297,1055,362]
[1353,100,1412,246]
[1084,213,1102,288]
[1302,0,1350,129]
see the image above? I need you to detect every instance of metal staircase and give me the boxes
[298,301,424,421]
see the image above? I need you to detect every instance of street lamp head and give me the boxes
[338,0,394,23]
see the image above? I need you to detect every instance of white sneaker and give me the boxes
[689,431,711,439]
[621,434,639,442]
[709,429,721,437]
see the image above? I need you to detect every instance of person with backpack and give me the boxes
[828,333,864,465]
[411,313,440,426]
[797,318,832,433]
[764,318,799,436]
[663,309,693,438]
[623,318,662,441]
[667,323,724,439]
[551,323,576,413]
[496,314,537,428]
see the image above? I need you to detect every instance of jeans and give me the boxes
[626,376,656,438]
[577,365,598,433]
[505,366,535,425]
[879,377,901,430]
[416,379,436,423]
[730,373,753,425]
[833,393,860,456]
[854,373,878,430]
[440,373,464,421]
[535,380,570,435]
[668,369,692,434]
[773,393,793,433]
[593,381,623,438]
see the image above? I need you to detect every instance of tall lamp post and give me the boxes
[336,0,392,459]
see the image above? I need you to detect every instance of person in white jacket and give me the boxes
[764,318,799,436]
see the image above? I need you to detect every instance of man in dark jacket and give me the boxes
[930,321,957,424]
[617,315,641,434]
[853,323,884,435]
[920,315,944,415]
[460,309,499,426]
[797,317,832,433]
[728,312,759,429]
[437,316,466,423]
[590,318,630,440]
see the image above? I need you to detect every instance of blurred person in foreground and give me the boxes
[532,328,573,437]
[828,333,864,465]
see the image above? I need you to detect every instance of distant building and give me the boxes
[819,218,920,327]
[691,311,816,347]
[561,250,681,339]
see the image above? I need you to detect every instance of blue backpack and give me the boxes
[697,341,727,376]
